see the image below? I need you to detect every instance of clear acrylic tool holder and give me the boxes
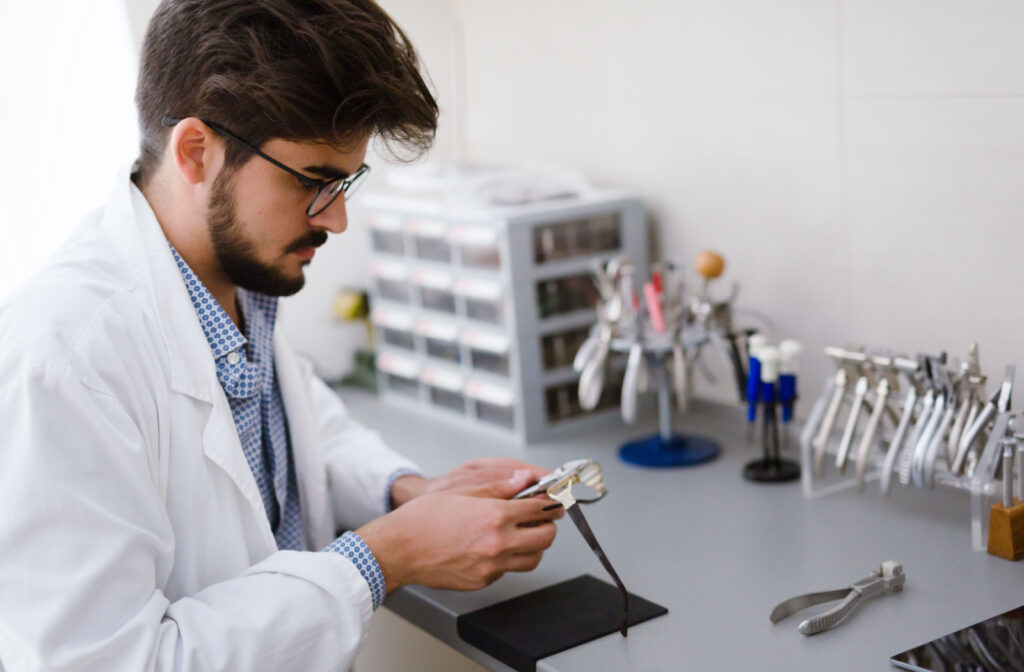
[798,377,1014,552]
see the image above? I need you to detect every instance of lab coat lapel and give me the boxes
[275,337,331,550]
[101,172,277,551]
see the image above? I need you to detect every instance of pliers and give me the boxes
[512,458,607,505]
[513,460,630,637]
[770,561,906,635]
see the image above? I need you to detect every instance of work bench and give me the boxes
[338,387,1023,671]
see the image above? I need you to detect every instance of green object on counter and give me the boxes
[341,348,378,393]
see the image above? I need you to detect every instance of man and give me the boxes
[0,1,560,669]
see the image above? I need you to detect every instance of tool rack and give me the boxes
[359,166,648,443]
[797,346,1018,551]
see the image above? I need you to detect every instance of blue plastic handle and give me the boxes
[779,374,797,423]
[746,356,762,422]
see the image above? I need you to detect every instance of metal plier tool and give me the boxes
[513,459,631,636]
[770,561,906,635]
[513,458,607,506]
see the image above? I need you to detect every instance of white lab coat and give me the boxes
[0,172,419,671]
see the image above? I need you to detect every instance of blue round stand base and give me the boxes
[618,433,721,468]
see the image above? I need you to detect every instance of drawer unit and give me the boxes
[361,167,647,442]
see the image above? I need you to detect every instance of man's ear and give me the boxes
[168,117,222,186]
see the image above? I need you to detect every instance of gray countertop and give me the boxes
[337,387,1024,672]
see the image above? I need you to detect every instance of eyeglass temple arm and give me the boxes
[160,116,324,189]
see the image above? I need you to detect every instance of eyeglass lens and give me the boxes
[308,168,369,216]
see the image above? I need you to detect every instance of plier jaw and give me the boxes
[512,459,607,507]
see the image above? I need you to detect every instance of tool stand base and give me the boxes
[987,501,1024,561]
[744,459,801,483]
[618,434,720,468]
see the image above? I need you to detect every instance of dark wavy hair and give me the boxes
[133,0,438,187]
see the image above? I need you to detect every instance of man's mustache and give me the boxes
[284,230,328,253]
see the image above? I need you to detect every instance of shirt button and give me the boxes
[227,351,241,365]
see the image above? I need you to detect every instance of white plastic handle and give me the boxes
[760,346,781,383]
[780,339,803,375]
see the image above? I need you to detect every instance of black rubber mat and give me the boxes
[457,574,668,672]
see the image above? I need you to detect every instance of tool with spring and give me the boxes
[917,364,955,489]
[854,356,900,491]
[770,562,906,635]
[880,357,925,495]
[513,459,632,635]
[833,351,871,473]
[899,356,942,486]
[954,364,1014,477]
[947,343,983,466]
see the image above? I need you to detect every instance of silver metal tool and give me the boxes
[836,365,872,473]
[1001,439,1015,508]
[573,326,601,373]
[920,366,957,489]
[655,261,687,412]
[923,389,956,489]
[899,363,937,486]
[620,339,644,423]
[589,257,618,306]
[575,259,627,374]
[953,364,1014,476]
[815,348,867,476]
[577,335,609,411]
[577,279,617,408]
[947,343,982,464]
[813,367,847,476]
[1017,439,1024,504]
[770,561,906,636]
[880,358,923,495]
[855,358,899,491]
[671,338,688,412]
[635,345,651,394]
[513,458,607,503]
[912,362,950,489]
[513,459,629,638]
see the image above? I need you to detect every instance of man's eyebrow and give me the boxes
[302,164,348,180]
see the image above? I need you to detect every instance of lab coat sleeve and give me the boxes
[311,374,420,531]
[0,362,372,672]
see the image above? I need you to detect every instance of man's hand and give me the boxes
[390,458,551,508]
[358,470,561,592]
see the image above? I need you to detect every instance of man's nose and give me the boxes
[310,197,348,234]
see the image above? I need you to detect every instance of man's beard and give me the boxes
[207,171,327,297]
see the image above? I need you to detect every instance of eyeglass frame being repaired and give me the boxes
[513,459,631,637]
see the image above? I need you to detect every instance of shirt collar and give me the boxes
[169,245,279,398]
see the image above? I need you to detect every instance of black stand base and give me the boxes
[457,575,668,672]
[743,458,801,483]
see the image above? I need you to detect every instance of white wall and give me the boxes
[0,0,138,297]
[278,0,461,380]
[360,0,1024,406]
[117,0,1024,398]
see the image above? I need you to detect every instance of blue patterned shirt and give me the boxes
[170,247,387,608]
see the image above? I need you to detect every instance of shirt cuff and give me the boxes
[323,531,386,610]
[384,468,424,513]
